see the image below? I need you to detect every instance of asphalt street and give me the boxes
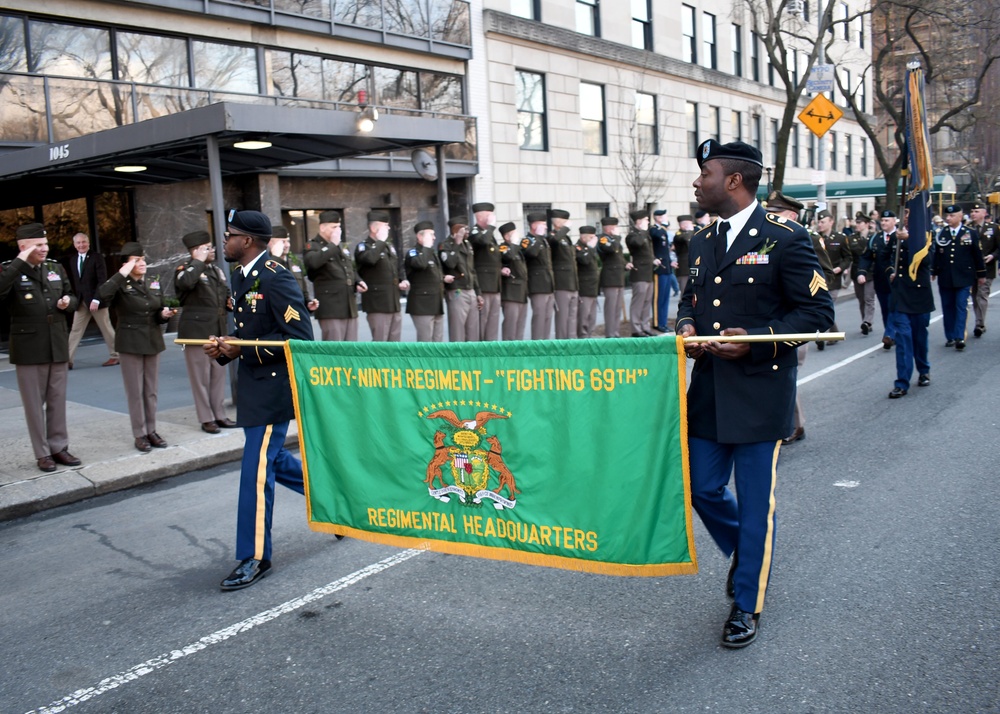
[3,294,999,714]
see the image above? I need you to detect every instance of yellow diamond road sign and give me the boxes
[798,94,844,138]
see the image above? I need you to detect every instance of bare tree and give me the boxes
[603,73,667,216]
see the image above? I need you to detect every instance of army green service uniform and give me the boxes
[626,225,656,336]
[499,236,528,341]
[597,225,626,337]
[549,225,579,339]
[304,235,359,341]
[355,237,402,342]
[470,223,502,341]
[575,234,601,338]
[522,233,554,339]
[440,235,480,342]
[405,244,445,342]
[971,217,1000,334]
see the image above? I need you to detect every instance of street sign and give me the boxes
[798,94,843,138]
[806,64,834,93]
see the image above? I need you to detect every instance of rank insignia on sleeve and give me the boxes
[695,256,701,266]
[809,270,829,295]
[521,239,530,248]
[284,305,301,322]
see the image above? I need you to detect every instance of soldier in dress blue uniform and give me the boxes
[887,222,935,398]
[677,139,834,647]
[650,209,676,333]
[204,210,313,591]
[932,204,986,350]
[857,211,899,349]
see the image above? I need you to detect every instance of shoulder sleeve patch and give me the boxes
[521,238,530,248]
[765,213,797,232]
[408,249,418,257]
[357,243,366,252]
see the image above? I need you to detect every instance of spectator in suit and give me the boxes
[66,232,118,369]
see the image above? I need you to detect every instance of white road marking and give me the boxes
[25,548,424,714]
[834,480,861,489]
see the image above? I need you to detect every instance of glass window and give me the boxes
[843,68,851,107]
[576,0,599,38]
[385,0,429,39]
[581,82,605,155]
[516,70,546,151]
[269,50,323,99]
[686,102,699,157]
[30,21,112,78]
[420,72,463,113]
[859,78,866,113]
[808,133,815,168]
[829,131,837,170]
[731,110,742,142]
[323,58,368,104]
[702,13,716,70]
[586,203,609,229]
[792,124,800,168]
[117,32,189,86]
[803,0,810,22]
[636,92,657,154]
[789,48,798,87]
[373,66,419,109]
[752,113,762,151]
[0,14,27,72]
[846,134,853,175]
[510,0,539,20]
[750,32,760,82]
[731,24,742,77]
[770,118,778,164]
[861,138,867,176]
[682,5,697,64]
[841,2,850,40]
[858,16,865,48]
[711,106,721,142]
[335,0,383,29]
[191,41,258,93]
[431,0,471,44]
[631,0,652,51]
[274,0,330,20]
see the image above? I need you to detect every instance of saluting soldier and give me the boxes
[356,210,407,342]
[99,242,176,452]
[857,211,899,349]
[969,201,1000,337]
[0,223,80,472]
[678,139,834,648]
[597,216,626,337]
[575,226,601,338]
[522,211,555,339]
[932,204,985,350]
[625,209,659,337]
[650,209,676,333]
[498,222,528,340]
[204,210,314,592]
[673,215,694,298]
[269,226,318,315]
[173,230,236,434]
[405,221,445,342]
[469,202,502,341]
[548,208,579,339]
[846,212,876,335]
[440,217,482,342]
[304,211,365,341]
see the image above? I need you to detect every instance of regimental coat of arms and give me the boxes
[421,408,520,510]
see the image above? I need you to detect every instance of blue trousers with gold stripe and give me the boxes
[689,437,781,615]
[236,422,304,562]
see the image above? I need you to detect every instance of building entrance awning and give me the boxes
[758,175,956,202]
[0,102,468,210]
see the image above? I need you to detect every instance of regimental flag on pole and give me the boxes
[904,61,933,279]
[286,338,698,576]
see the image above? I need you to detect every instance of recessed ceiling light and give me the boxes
[114,165,147,173]
[233,140,272,150]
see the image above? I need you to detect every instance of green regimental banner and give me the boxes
[286,338,698,576]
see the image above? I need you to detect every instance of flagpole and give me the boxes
[175,338,288,347]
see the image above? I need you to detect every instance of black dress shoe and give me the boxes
[631,332,650,338]
[918,373,930,387]
[882,337,894,350]
[216,418,238,428]
[51,448,81,466]
[721,605,760,648]
[726,551,738,598]
[781,427,805,445]
[37,456,57,472]
[861,321,871,335]
[955,339,966,351]
[816,340,825,351]
[201,421,220,434]
[147,432,168,448]
[945,339,955,347]
[220,558,272,591]
[974,326,984,338]
[889,387,908,399]
[135,436,152,452]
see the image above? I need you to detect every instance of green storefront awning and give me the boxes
[758,175,955,201]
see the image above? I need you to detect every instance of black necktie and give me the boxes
[78,254,85,276]
[715,221,730,265]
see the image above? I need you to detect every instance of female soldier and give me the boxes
[99,242,176,452]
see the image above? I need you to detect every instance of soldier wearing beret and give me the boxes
[440,216,482,342]
[575,226,601,338]
[204,210,314,591]
[498,222,528,340]
[356,211,407,342]
[625,208,659,336]
[405,221,445,342]
[678,139,833,648]
[857,211,900,349]
[469,202,502,341]
[0,223,80,472]
[846,212,876,335]
[269,226,318,314]
[597,216,625,337]
[174,230,235,434]
[99,241,176,452]
[886,218,935,398]
[522,211,555,339]
[932,204,985,350]
[808,210,840,350]
[304,211,365,342]
[969,202,1000,337]
[548,208,579,339]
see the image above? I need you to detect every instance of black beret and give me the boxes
[880,210,896,218]
[120,241,144,257]
[677,215,694,223]
[629,209,649,221]
[526,212,548,223]
[367,210,390,223]
[182,230,211,249]
[498,221,516,236]
[600,217,619,226]
[16,223,46,240]
[319,210,341,224]
[228,210,272,238]
[270,225,289,239]
[550,209,570,219]
[579,226,597,234]
[694,210,708,219]
[944,204,962,214]
[472,202,494,213]
[448,217,468,228]
[696,138,764,168]
[816,209,833,220]
[653,209,667,216]
[414,221,435,233]
[764,190,803,214]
